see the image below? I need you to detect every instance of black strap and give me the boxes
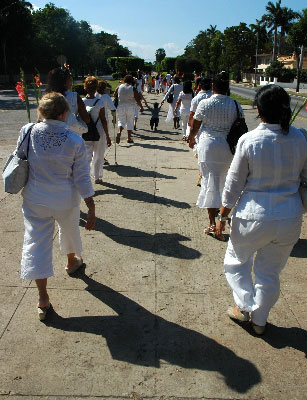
[233,100,241,118]
[90,99,100,126]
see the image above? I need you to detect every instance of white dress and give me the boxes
[194,94,241,208]
[83,97,107,180]
[177,91,193,137]
[164,83,183,121]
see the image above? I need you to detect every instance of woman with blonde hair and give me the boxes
[83,76,112,184]
[17,92,96,320]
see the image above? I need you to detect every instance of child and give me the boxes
[148,102,161,131]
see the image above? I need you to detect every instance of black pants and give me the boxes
[150,117,159,130]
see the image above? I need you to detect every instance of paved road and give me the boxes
[230,84,307,129]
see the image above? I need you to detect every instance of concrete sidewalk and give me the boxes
[0,92,306,400]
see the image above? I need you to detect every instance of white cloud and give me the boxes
[31,4,40,12]
[163,42,184,57]
[90,24,118,35]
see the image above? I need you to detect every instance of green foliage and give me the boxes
[107,57,145,74]
[143,62,153,73]
[265,60,296,82]
[175,57,202,74]
[155,48,166,63]
[112,72,121,80]
[161,57,177,72]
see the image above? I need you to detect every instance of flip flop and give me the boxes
[115,134,121,144]
[38,303,51,321]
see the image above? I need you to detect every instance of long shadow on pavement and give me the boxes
[133,143,189,152]
[95,182,191,209]
[80,212,200,260]
[290,239,307,258]
[104,165,176,179]
[45,273,262,394]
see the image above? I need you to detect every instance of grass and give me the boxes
[287,91,307,98]
[230,93,253,106]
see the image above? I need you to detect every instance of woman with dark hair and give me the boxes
[189,72,243,239]
[45,68,90,131]
[83,76,111,184]
[215,85,307,335]
[161,76,183,129]
[174,81,194,140]
[114,75,144,144]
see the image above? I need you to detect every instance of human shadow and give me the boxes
[80,212,201,260]
[45,273,261,393]
[104,164,176,180]
[231,320,307,357]
[95,181,191,209]
[133,143,189,153]
[290,239,307,258]
[132,132,172,141]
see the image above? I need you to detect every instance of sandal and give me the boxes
[115,134,121,144]
[127,138,134,143]
[204,225,216,235]
[65,258,84,275]
[227,306,250,322]
[95,178,103,184]
[38,303,51,321]
[251,321,266,335]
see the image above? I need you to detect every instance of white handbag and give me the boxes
[66,111,88,135]
[2,124,35,194]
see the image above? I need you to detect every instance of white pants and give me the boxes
[117,105,135,131]
[181,113,190,137]
[21,201,82,280]
[85,134,107,180]
[224,216,302,326]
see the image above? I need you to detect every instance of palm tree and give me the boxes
[277,7,299,55]
[207,25,217,38]
[261,0,283,61]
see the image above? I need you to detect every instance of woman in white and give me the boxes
[189,72,242,239]
[161,76,183,129]
[45,68,90,131]
[114,75,144,144]
[154,74,161,94]
[83,76,111,184]
[18,92,96,320]
[216,85,307,335]
[96,80,116,134]
[174,81,194,140]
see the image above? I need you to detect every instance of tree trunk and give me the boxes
[272,26,277,61]
[296,45,304,93]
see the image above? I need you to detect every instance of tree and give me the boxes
[288,9,307,91]
[155,48,166,64]
[0,0,33,74]
[161,57,177,72]
[261,0,283,61]
[223,23,254,81]
[277,7,299,55]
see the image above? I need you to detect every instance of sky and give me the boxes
[31,0,306,61]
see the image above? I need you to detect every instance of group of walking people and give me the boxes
[15,67,307,338]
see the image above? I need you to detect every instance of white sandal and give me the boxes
[65,258,84,275]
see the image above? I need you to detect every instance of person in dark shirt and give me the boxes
[148,102,161,131]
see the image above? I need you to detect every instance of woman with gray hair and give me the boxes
[17,92,96,321]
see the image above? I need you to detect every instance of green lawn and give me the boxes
[230,93,253,106]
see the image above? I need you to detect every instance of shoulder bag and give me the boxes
[227,100,248,155]
[2,124,35,194]
[167,85,175,104]
[82,99,100,142]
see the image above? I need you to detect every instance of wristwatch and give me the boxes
[217,213,228,222]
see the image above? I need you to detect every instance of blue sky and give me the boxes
[32,0,306,61]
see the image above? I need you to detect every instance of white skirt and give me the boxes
[196,135,233,208]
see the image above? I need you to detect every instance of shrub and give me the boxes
[112,72,120,80]
[107,57,145,73]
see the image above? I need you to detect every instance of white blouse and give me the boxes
[194,94,241,138]
[163,83,183,102]
[18,121,94,209]
[178,92,193,114]
[222,123,307,220]
[190,90,212,112]
[95,93,116,123]
[83,97,105,135]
